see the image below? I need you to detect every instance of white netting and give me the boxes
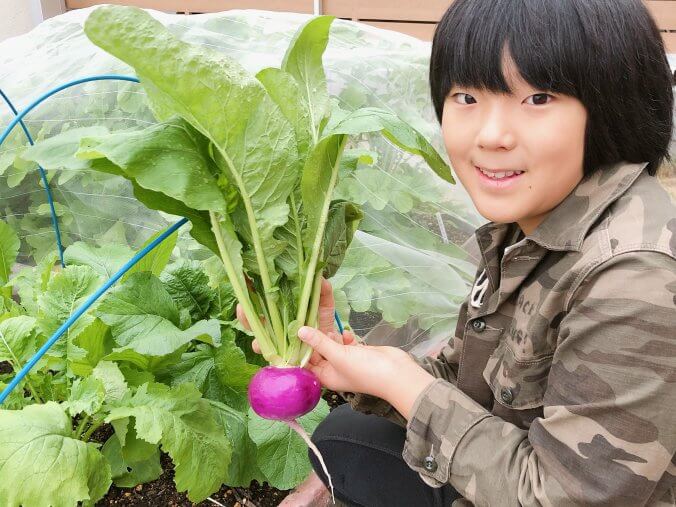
[2,8,674,358]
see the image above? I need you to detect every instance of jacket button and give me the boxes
[472,318,486,332]
[423,456,438,472]
[500,387,514,404]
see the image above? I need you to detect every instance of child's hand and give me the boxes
[298,326,436,419]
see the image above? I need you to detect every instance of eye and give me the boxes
[525,93,553,106]
[451,93,477,105]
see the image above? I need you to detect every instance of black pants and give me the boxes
[308,404,462,507]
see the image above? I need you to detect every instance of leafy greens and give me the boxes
[51,5,455,367]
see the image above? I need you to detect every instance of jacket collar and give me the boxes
[475,160,648,254]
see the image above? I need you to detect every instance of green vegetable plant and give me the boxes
[68,5,454,370]
[0,220,330,505]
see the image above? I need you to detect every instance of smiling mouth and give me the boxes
[475,166,525,179]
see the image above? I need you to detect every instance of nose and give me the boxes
[476,106,516,151]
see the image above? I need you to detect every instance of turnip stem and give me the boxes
[213,146,285,346]
[289,192,305,279]
[210,212,280,363]
[0,348,43,404]
[74,414,91,439]
[299,272,323,367]
[82,418,104,442]
[296,137,347,329]
[285,419,335,504]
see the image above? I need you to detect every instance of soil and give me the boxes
[0,361,12,375]
[95,389,346,507]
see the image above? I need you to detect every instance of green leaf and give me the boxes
[209,281,238,321]
[112,418,158,463]
[160,260,216,323]
[301,134,348,246]
[123,227,178,281]
[0,221,20,285]
[0,380,31,410]
[105,382,232,502]
[324,106,454,184]
[345,274,374,313]
[281,15,335,140]
[65,375,105,416]
[103,346,184,374]
[212,328,260,411]
[38,265,102,350]
[21,125,109,171]
[69,318,114,377]
[157,329,259,412]
[322,200,364,278]
[64,241,135,278]
[0,316,37,365]
[130,182,218,255]
[208,400,264,487]
[76,117,228,213]
[102,433,162,487]
[155,344,218,391]
[256,67,312,155]
[92,360,129,403]
[117,363,156,387]
[97,272,221,356]
[248,399,329,490]
[0,402,111,506]
[11,251,58,315]
[117,80,147,114]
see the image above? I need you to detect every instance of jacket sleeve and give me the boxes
[401,252,676,506]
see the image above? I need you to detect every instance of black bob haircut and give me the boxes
[429,0,674,177]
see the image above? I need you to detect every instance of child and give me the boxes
[240,0,675,505]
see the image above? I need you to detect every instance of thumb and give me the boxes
[298,326,341,360]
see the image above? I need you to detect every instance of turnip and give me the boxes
[78,5,454,500]
[248,366,335,501]
[248,366,321,421]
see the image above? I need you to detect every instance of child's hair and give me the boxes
[429,0,674,177]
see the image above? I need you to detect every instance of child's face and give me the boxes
[441,50,588,235]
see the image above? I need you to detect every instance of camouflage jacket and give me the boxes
[344,161,676,506]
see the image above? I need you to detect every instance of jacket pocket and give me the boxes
[482,339,552,410]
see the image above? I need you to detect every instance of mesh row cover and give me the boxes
[3,8,672,357]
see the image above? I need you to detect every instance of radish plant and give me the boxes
[22,4,454,497]
[78,5,453,371]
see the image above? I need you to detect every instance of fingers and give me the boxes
[317,277,336,334]
[298,326,341,361]
[342,330,356,345]
[236,304,251,331]
[237,304,268,333]
[251,339,261,354]
[310,331,342,365]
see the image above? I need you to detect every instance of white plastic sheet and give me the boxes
[2,8,672,357]
[0,8,485,357]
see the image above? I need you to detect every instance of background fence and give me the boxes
[62,0,676,50]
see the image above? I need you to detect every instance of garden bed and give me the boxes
[94,390,346,506]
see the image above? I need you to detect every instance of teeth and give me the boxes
[478,167,524,179]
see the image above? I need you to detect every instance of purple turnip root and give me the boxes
[248,366,335,503]
[248,366,321,420]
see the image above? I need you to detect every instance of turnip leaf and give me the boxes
[0,402,112,506]
[105,382,232,502]
[247,399,329,490]
[97,272,221,356]
[280,15,334,142]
